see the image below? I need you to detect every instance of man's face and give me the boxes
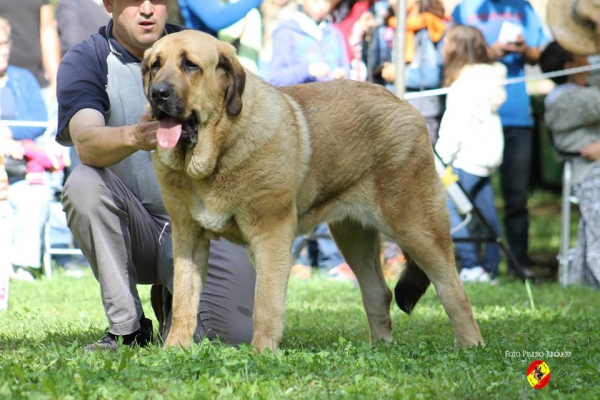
[104,0,170,60]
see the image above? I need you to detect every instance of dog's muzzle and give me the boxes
[150,82,198,148]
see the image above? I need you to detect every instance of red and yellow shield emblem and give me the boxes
[526,360,550,389]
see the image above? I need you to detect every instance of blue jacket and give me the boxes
[268,17,349,87]
[178,0,262,37]
[4,65,48,140]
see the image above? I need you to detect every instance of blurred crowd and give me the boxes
[0,0,598,289]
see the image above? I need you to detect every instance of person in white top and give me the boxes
[435,24,507,283]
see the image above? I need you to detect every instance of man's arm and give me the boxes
[69,109,158,168]
[185,0,263,33]
[40,4,61,95]
[581,141,600,161]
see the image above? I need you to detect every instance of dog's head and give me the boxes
[142,30,246,150]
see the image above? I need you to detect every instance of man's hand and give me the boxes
[329,67,347,80]
[381,62,396,83]
[488,41,508,60]
[134,112,159,151]
[0,125,13,141]
[1,139,25,160]
[502,35,528,54]
[489,35,540,64]
[581,141,600,161]
[309,62,331,79]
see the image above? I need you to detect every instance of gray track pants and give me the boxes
[62,165,255,344]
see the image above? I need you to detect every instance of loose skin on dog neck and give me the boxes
[143,30,484,352]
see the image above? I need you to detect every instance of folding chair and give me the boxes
[42,198,83,279]
[546,128,581,285]
[36,119,85,279]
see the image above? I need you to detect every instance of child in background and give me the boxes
[268,0,350,86]
[435,25,507,283]
[541,41,600,288]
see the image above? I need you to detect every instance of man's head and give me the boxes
[540,41,590,86]
[103,0,170,60]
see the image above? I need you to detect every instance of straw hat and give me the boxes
[547,0,600,55]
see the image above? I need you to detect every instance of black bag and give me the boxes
[4,156,27,184]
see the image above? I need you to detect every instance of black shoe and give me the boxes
[85,317,154,351]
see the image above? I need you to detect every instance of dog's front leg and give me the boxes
[248,218,296,353]
[164,225,210,349]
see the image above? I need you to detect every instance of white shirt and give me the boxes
[435,63,507,177]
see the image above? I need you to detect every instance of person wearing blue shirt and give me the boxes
[268,0,350,87]
[178,0,263,37]
[451,0,547,278]
[0,16,50,282]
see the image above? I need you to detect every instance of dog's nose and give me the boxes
[151,82,173,104]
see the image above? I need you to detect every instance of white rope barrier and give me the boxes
[0,120,51,128]
[2,63,600,127]
[404,63,600,100]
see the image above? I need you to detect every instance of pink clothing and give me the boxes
[21,140,65,184]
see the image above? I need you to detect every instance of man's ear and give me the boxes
[218,50,246,116]
[102,0,113,13]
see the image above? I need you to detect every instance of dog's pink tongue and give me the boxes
[157,117,182,149]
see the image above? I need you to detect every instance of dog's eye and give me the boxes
[151,58,161,73]
[182,58,201,74]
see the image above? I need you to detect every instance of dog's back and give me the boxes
[279,80,437,234]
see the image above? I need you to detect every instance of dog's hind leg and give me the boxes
[328,219,393,344]
[388,199,484,347]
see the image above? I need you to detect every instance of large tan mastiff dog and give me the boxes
[142,30,483,352]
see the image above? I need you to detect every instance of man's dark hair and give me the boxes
[540,41,574,85]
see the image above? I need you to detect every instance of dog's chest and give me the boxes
[188,189,235,234]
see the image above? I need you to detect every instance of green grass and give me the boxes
[1,187,597,399]
[1,269,599,399]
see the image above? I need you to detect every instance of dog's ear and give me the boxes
[141,52,152,97]
[218,51,246,116]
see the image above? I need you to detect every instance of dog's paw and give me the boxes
[163,334,193,349]
[251,336,278,354]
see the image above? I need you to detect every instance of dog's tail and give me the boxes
[394,254,430,314]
